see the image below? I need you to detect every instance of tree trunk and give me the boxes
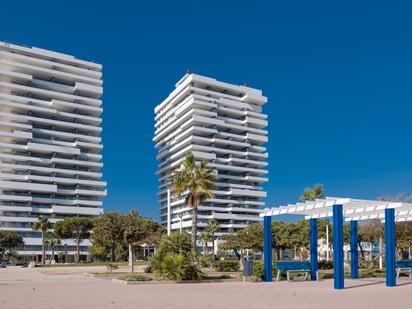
[379,237,383,269]
[128,243,133,267]
[51,247,55,265]
[41,231,45,266]
[131,244,134,274]
[111,241,116,262]
[76,237,80,264]
[358,240,365,259]
[211,232,215,257]
[191,206,198,251]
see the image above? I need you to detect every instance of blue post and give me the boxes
[333,204,344,289]
[310,218,318,280]
[385,208,396,287]
[263,215,272,282]
[350,220,359,279]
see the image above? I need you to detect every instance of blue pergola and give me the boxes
[260,197,412,289]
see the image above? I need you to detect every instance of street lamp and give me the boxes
[178,213,184,233]
[166,178,172,236]
[326,222,330,261]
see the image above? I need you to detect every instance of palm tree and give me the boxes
[205,218,220,256]
[199,230,211,256]
[301,183,325,202]
[34,217,52,265]
[45,232,60,265]
[173,153,216,250]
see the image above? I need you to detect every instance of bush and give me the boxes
[144,266,152,273]
[118,274,151,281]
[197,255,210,268]
[149,232,204,281]
[318,260,333,270]
[213,259,240,272]
[359,259,379,270]
[251,260,277,281]
[160,253,204,282]
[252,260,264,279]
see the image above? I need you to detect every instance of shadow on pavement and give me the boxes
[396,280,412,287]
[344,278,385,290]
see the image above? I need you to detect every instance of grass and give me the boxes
[319,269,386,280]
[117,274,152,282]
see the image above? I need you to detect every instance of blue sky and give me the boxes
[2,1,412,219]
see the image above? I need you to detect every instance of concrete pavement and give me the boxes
[0,267,411,309]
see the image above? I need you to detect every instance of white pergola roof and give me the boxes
[260,197,412,222]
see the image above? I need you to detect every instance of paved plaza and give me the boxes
[1,267,412,309]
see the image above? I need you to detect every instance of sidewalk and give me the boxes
[0,267,411,309]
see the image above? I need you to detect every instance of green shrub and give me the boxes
[318,260,333,270]
[359,259,379,270]
[213,259,240,272]
[197,255,210,268]
[148,232,204,281]
[251,260,277,281]
[144,266,152,273]
[160,253,204,282]
[118,274,151,281]
[252,260,264,279]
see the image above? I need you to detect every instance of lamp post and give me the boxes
[178,213,183,233]
[326,222,330,261]
[166,178,172,236]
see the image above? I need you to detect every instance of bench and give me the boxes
[276,261,318,282]
[397,261,412,278]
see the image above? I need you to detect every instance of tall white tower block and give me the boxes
[154,73,268,241]
[0,41,106,261]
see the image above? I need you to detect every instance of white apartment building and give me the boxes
[0,41,106,262]
[154,73,268,243]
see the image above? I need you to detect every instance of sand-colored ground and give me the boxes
[0,266,411,309]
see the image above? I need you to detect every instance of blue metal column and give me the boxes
[385,208,396,287]
[350,220,359,279]
[263,215,272,282]
[333,204,344,289]
[310,218,318,280]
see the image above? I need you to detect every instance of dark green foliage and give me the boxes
[197,255,210,268]
[213,259,240,272]
[0,231,23,261]
[54,217,93,263]
[157,231,192,254]
[149,232,204,281]
[301,184,325,202]
[34,217,52,266]
[160,252,204,282]
[318,260,333,270]
[92,212,125,262]
[144,265,152,273]
[251,260,277,281]
[172,153,216,250]
[358,259,379,270]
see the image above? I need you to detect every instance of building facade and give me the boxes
[154,73,268,244]
[0,41,106,262]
